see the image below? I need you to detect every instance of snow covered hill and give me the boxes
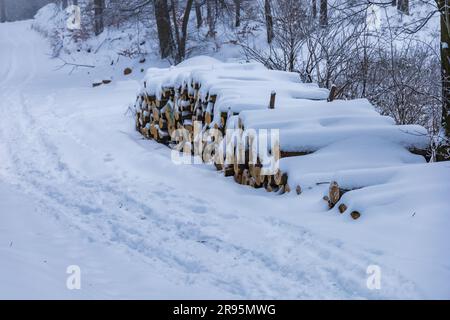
[0,20,449,299]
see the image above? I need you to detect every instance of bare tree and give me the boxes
[171,0,194,62]
[438,0,450,150]
[155,0,175,59]
[242,0,307,71]
[320,0,327,26]
[397,0,409,15]
[206,0,215,36]
[93,0,105,35]
[195,0,203,28]
[234,0,241,27]
[264,0,274,43]
[312,0,317,18]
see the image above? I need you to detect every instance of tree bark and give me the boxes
[195,0,202,28]
[264,0,274,44]
[206,0,215,37]
[312,0,317,19]
[320,0,327,27]
[438,0,450,147]
[93,0,105,36]
[154,0,175,59]
[235,0,241,27]
[397,0,409,15]
[170,0,181,57]
[179,0,194,61]
[0,0,6,23]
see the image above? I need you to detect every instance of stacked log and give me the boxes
[133,58,431,222]
[135,85,199,146]
[135,87,429,197]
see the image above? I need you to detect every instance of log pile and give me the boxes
[133,57,431,219]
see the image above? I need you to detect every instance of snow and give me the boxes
[239,99,387,128]
[32,3,63,38]
[141,56,330,125]
[278,124,428,153]
[0,20,449,300]
[337,161,450,219]
[280,137,427,189]
[139,61,429,160]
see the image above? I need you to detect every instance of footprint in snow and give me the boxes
[103,154,114,162]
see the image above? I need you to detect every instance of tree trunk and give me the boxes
[0,0,6,23]
[93,0,105,36]
[235,0,241,27]
[397,0,409,15]
[264,0,274,44]
[179,0,194,62]
[61,0,69,9]
[195,0,202,28]
[206,0,215,37]
[312,0,317,18]
[171,0,181,59]
[154,0,175,59]
[320,0,327,27]
[439,0,450,151]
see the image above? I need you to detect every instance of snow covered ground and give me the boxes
[0,20,449,299]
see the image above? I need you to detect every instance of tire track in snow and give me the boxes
[2,99,419,298]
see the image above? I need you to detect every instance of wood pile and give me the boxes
[133,57,431,218]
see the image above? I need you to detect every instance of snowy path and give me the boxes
[0,21,448,299]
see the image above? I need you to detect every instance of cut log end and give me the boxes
[328,181,340,208]
[327,84,337,102]
[350,211,361,220]
[284,183,291,193]
[338,203,347,214]
[269,91,276,109]
[124,67,132,75]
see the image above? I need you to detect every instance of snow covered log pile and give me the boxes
[134,56,435,219]
[134,56,328,142]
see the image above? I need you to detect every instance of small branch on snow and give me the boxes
[54,57,95,74]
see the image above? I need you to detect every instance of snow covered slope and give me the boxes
[0,20,449,299]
